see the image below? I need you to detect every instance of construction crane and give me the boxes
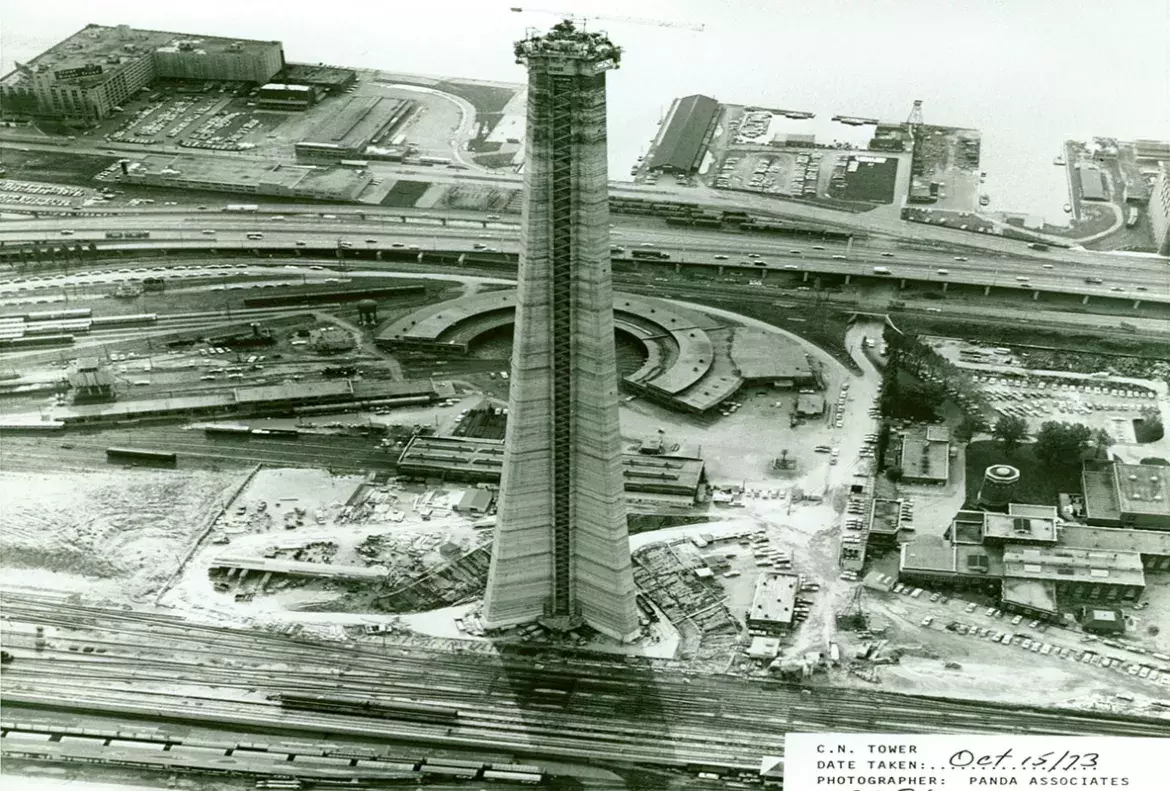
[906,99,924,140]
[509,6,705,32]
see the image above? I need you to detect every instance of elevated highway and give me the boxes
[2,212,1167,306]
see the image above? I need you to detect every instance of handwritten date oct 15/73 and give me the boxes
[950,749,1100,772]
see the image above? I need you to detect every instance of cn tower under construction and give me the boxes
[481,20,640,642]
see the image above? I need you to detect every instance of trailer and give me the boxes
[106,447,177,465]
[223,204,260,213]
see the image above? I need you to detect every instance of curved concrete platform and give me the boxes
[377,290,814,414]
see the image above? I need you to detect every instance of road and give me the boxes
[3,132,1169,267]
[2,213,1167,302]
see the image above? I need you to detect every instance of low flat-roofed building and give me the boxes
[982,513,1059,546]
[296,96,414,159]
[898,426,950,485]
[1078,167,1107,201]
[257,83,316,110]
[868,498,903,547]
[67,357,115,399]
[747,572,798,635]
[1002,545,1144,603]
[397,435,706,500]
[454,488,493,514]
[1080,607,1125,634]
[1082,460,1170,530]
[747,636,782,659]
[1000,579,1059,619]
[795,392,825,416]
[898,534,1003,591]
[121,154,371,201]
[1058,523,1170,571]
[730,329,814,385]
[647,94,719,174]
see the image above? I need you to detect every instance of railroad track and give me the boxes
[5,597,1169,742]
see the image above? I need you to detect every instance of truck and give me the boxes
[223,204,260,213]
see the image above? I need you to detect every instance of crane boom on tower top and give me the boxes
[510,6,705,32]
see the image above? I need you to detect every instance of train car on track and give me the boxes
[0,334,75,350]
[105,447,178,465]
[484,768,543,784]
[251,428,300,438]
[90,313,158,328]
[25,308,92,322]
[204,424,252,437]
[275,693,460,724]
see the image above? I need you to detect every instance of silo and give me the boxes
[978,464,1020,510]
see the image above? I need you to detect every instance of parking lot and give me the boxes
[712,150,828,197]
[104,87,280,152]
[0,178,91,209]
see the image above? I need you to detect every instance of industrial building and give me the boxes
[120,154,372,202]
[397,436,706,501]
[746,573,799,635]
[897,425,951,485]
[48,378,437,426]
[646,94,720,174]
[1077,166,1107,201]
[481,21,640,642]
[729,329,815,387]
[66,357,115,401]
[256,83,316,111]
[1150,162,1170,256]
[1081,460,1170,530]
[0,24,283,122]
[295,96,415,161]
[901,503,1170,619]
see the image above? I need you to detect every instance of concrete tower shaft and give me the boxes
[482,21,639,642]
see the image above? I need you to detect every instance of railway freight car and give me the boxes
[275,693,459,724]
[106,447,178,465]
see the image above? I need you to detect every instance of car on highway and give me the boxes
[1136,286,1148,291]
[473,243,487,250]
[391,243,406,248]
[310,266,325,271]
[953,256,968,262]
[1110,287,1124,292]
[366,238,377,244]
[201,229,216,235]
[880,252,894,258]
[639,242,655,247]
[1084,276,1103,284]
[785,264,799,270]
[295,240,307,247]
[1016,276,1030,282]
[487,214,501,220]
[339,241,353,248]
[60,229,74,236]
[812,245,825,250]
[936,268,949,275]
[789,249,802,254]
[714,254,729,260]
[1042,264,1054,269]
[831,254,846,260]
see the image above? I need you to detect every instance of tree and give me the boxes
[955,413,990,442]
[886,466,904,482]
[993,414,1029,451]
[1033,421,1095,467]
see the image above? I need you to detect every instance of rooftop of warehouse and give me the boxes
[301,96,410,150]
[647,94,719,171]
[748,572,798,625]
[3,24,280,81]
[399,435,705,488]
[1113,462,1170,516]
[983,513,1058,543]
[1002,545,1145,588]
[730,329,812,381]
[1058,524,1170,557]
[126,154,316,190]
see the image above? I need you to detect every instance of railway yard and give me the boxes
[1,222,1169,787]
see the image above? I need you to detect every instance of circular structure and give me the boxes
[376,290,754,413]
[978,464,1021,510]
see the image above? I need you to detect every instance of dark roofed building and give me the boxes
[1078,167,1106,201]
[647,94,719,174]
[1080,607,1125,634]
